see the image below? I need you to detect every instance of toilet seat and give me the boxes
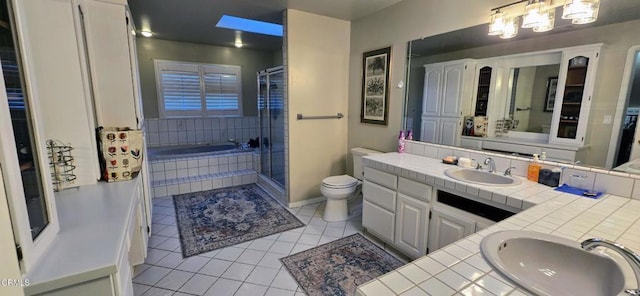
[322,175,358,189]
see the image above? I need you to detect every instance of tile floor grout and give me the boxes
[134,193,398,296]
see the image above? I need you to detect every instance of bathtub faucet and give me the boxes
[228,138,244,149]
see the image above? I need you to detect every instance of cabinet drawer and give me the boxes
[544,148,576,162]
[398,177,432,203]
[363,181,396,211]
[363,200,395,243]
[364,167,397,189]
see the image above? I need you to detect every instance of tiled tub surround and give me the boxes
[149,151,257,198]
[356,152,640,295]
[145,117,258,147]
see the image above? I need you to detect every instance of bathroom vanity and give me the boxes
[358,150,640,295]
[24,179,147,296]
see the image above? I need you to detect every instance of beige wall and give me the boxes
[349,0,640,169]
[286,10,350,203]
[347,0,506,174]
[136,38,278,118]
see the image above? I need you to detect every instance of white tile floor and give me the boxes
[133,193,406,296]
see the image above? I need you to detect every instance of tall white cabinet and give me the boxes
[420,59,476,146]
[81,0,142,129]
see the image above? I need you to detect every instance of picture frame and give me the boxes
[361,47,391,125]
[544,76,558,112]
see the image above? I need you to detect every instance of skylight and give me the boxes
[216,15,283,37]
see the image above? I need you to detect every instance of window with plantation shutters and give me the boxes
[155,60,242,117]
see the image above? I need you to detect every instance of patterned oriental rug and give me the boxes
[173,184,304,257]
[281,234,405,296]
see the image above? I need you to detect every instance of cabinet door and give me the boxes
[428,205,475,252]
[439,117,460,146]
[549,46,600,145]
[420,117,440,143]
[422,66,443,116]
[472,65,494,117]
[395,194,429,258]
[83,0,138,128]
[363,201,395,243]
[441,64,465,117]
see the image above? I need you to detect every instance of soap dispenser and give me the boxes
[527,154,542,182]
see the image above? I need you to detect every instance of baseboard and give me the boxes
[288,196,326,208]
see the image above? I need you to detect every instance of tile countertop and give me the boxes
[357,152,640,296]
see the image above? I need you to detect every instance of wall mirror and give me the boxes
[505,64,560,134]
[403,0,640,171]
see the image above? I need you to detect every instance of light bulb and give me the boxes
[488,10,507,36]
[140,30,153,37]
[500,16,519,39]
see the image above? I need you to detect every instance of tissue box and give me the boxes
[538,168,560,187]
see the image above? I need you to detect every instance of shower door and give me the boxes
[258,67,285,189]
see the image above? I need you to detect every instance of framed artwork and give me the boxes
[545,76,558,112]
[361,47,391,125]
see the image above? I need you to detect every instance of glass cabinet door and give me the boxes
[550,46,601,145]
[556,56,588,140]
[474,66,492,116]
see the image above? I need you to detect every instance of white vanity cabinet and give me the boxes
[362,167,433,258]
[428,204,475,251]
[420,59,476,144]
[395,178,432,258]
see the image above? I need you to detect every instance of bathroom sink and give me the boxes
[444,168,522,186]
[480,230,626,296]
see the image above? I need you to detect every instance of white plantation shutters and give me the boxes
[155,60,242,117]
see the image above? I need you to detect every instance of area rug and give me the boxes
[281,233,405,296]
[173,184,304,257]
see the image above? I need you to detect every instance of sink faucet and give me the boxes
[504,167,516,176]
[581,238,640,296]
[484,157,496,173]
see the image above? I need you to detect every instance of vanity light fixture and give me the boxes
[488,0,600,38]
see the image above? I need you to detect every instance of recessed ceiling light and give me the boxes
[140,30,153,37]
[216,15,282,37]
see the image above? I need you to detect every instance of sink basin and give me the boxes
[481,230,626,296]
[444,168,522,186]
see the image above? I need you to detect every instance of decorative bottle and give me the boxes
[398,130,406,153]
[407,130,413,141]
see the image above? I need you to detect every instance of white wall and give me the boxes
[347,0,506,173]
[286,10,350,203]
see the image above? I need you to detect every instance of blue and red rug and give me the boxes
[173,184,304,257]
[281,233,405,296]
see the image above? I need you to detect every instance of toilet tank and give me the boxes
[351,148,381,180]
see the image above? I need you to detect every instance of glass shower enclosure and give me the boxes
[257,67,286,191]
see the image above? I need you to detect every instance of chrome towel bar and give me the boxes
[296,113,343,120]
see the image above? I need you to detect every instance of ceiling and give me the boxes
[127,0,404,52]
[411,0,640,57]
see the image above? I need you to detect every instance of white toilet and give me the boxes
[321,147,381,222]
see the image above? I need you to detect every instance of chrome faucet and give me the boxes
[504,166,516,176]
[228,138,241,148]
[581,238,640,296]
[484,157,496,173]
